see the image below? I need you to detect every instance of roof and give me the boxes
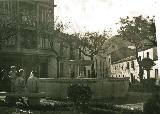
[138,45,157,52]
[112,56,136,64]
[111,47,136,63]
[104,36,133,54]
[111,46,157,65]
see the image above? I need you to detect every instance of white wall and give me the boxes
[143,60,159,79]
[111,59,139,81]
[138,48,154,60]
[110,47,159,82]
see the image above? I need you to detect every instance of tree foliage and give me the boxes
[144,93,160,114]
[117,15,156,82]
[67,84,92,112]
[77,31,111,58]
[74,31,111,78]
[117,15,156,47]
[141,58,156,71]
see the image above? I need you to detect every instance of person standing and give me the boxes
[15,69,25,93]
[5,66,18,105]
[27,71,39,93]
[14,69,27,105]
[26,70,40,106]
[9,66,17,92]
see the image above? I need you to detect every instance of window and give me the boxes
[40,63,48,78]
[40,34,50,49]
[88,70,91,78]
[139,56,141,61]
[147,71,150,79]
[155,69,158,79]
[123,75,125,77]
[115,66,116,70]
[126,62,130,69]
[40,9,46,22]
[60,62,64,77]
[100,60,102,73]
[108,58,111,64]
[122,66,123,70]
[147,52,149,58]
[131,61,135,69]
[96,59,98,71]
[70,44,75,60]
[20,2,36,27]
[84,67,86,77]
[102,62,105,77]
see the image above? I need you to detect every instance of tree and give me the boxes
[141,58,156,79]
[67,84,92,112]
[117,15,156,82]
[76,31,111,78]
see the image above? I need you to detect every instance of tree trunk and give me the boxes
[147,70,150,79]
[56,57,60,78]
[91,56,95,78]
[139,66,144,82]
[135,47,144,82]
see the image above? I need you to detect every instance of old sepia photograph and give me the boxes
[0,0,159,114]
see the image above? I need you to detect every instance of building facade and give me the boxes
[110,47,159,82]
[0,0,79,78]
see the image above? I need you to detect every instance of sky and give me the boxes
[54,0,156,34]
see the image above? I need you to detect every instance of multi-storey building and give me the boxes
[0,0,79,78]
[0,0,53,78]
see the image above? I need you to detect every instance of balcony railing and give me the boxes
[21,15,36,29]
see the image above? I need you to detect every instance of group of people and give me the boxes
[0,66,42,107]
[0,66,40,93]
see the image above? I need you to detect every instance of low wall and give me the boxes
[39,78,129,100]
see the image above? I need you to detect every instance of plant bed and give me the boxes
[0,106,85,114]
[0,97,144,114]
[89,102,143,114]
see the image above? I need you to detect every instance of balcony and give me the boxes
[20,30,37,49]
[21,15,36,29]
[19,1,37,29]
